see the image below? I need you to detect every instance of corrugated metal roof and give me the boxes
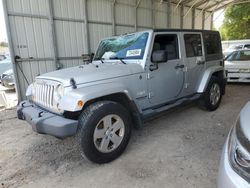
[161,0,249,12]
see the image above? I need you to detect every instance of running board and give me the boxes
[141,94,201,121]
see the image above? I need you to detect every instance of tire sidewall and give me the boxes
[204,77,222,111]
[78,101,131,163]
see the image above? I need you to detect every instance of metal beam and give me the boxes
[135,0,142,31]
[193,0,208,8]
[83,0,90,53]
[167,0,171,28]
[152,0,155,28]
[14,56,89,62]
[192,8,195,29]
[180,0,193,5]
[204,0,230,11]
[202,10,205,29]
[2,0,22,101]
[8,12,49,19]
[54,17,85,23]
[210,12,214,30]
[111,0,116,35]
[48,0,61,70]
[195,1,209,18]
[180,5,184,29]
[174,0,183,11]
[116,23,134,28]
[183,0,199,18]
[205,3,221,21]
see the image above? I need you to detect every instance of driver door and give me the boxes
[147,33,185,106]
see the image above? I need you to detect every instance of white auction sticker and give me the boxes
[126,49,141,57]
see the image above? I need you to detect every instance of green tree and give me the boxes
[0,42,8,47]
[219,3,250,40]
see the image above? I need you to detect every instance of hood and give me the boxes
[2,69,13,75]
[225,61,250,71]
[239,101,250,141]
[37,62,144,86]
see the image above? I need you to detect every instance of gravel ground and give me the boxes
[0,84,250,188]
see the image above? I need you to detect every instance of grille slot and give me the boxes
[34,82,55,108]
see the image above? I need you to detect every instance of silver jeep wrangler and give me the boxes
[17,29,226,163]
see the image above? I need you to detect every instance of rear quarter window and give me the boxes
[203,32,223,61]
[239,51,250,61]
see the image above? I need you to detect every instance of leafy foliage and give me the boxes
[0,42,8,47]
[220,3,250,40]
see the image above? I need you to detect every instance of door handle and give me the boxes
[175,64,185,69]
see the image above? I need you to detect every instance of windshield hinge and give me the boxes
[148,92,154,99]
[147,73,152,80]
[183,66,188,72]
[185,83,189,88]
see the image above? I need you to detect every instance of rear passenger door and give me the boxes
[183,33,205,94]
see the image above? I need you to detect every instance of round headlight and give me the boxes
[54,84,64,101]
[26,83,35,97]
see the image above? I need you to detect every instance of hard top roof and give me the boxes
[153,29,219,34]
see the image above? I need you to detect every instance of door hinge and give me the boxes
[147,73,153,80]
[183,66,188,72]
[148,92,154,99]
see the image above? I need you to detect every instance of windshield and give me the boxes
[225,50,250,61]
[94,32,149,61]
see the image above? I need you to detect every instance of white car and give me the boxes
[218,101,250,188]
[225,49,250,82]
[224,44,250,57]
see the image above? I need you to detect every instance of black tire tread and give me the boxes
[199,76,222,111]
[75,101,131,164]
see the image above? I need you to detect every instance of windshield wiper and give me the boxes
[95,58,105,64]
[111,57,126,64]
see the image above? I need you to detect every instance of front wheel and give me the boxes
[76,101,132,164]
[199,76,222,111]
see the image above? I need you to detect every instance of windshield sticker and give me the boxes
[126,49,141,57]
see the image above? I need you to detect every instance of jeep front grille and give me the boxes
[33,82,55,108]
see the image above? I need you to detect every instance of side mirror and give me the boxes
[152,50,168,63]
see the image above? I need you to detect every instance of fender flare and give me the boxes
[59,82,133,112]
[197,66,225,93]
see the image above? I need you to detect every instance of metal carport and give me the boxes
[2,0,248,100]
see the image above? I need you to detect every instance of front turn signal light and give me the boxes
[77,100,84,108]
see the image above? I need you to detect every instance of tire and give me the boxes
[76,101,132,164]
[199,76,222,111]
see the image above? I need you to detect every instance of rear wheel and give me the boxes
[199,76,222,111]
[76,101,132,164]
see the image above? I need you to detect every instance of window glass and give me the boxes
[184,34,202,57]
[204,33,221,55]
[244,44,250,49]
[226,51,240,61]
[152,34,179,60]
[94,32,149,61]
[239,51,250,60]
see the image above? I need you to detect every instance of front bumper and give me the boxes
[217,137,250,188]
[227,72,250,82]
[17,101,78,138]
